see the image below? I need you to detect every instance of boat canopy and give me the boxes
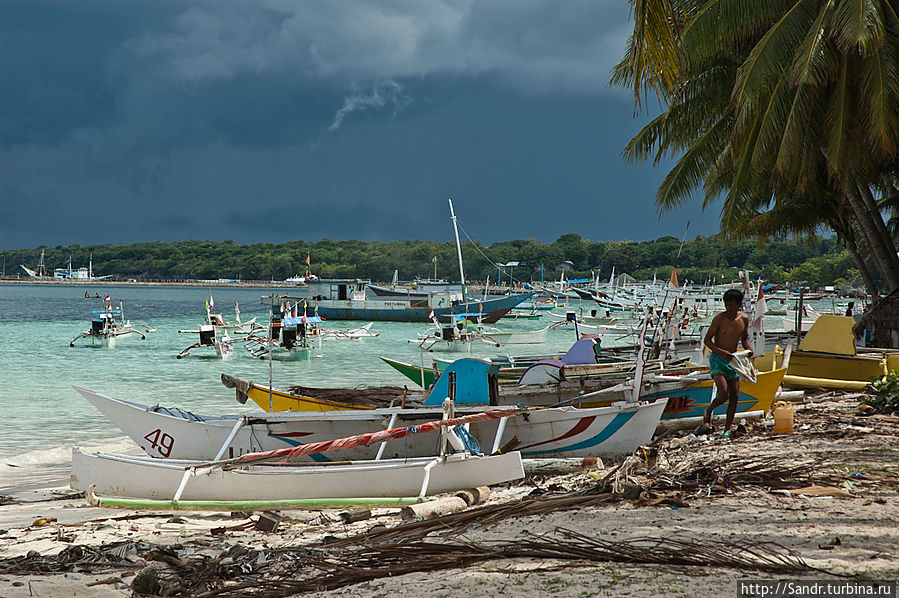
[283,316,324,325]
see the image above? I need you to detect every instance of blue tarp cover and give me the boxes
[283,316,324,325]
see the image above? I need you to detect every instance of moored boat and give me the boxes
[70,297,157,348]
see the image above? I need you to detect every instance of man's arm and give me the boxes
[703,315,732,359]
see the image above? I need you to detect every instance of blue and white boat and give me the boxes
[291,279,532,323]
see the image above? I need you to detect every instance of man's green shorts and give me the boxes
[709,353,739,380]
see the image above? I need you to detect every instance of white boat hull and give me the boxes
[71,448,525,501]
[73,387,666,461]
[480,326,551,345]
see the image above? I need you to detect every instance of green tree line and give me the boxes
[1,234,858,289]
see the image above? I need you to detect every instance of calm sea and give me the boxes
[0,283,587,494]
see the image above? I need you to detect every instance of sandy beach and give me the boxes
[1,391,896,597]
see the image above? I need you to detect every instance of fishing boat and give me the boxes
[177,299,263,359]
[762,315,895,390]
[321,322,379,341]
[292,279,532,324]
[478,324,557,346]
[408,317,479,352]
[244,298,323,360]
[227,344,783,429]
[69,297,157,347]
[74,377,667,461]
[71,449,524,503]
[501,311,543,320]
[71,400,526,506]
[282,202,533,323]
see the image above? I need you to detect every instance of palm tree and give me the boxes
[615,0,899,291]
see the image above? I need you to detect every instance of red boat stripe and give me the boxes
[515,416,596,451]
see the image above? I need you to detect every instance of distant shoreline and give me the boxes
[0,278,304,289]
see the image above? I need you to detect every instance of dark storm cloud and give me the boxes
[0,0,721,250]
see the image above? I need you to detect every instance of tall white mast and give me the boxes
[448,198,467,301]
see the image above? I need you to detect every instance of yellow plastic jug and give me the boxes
[772,401,794,434]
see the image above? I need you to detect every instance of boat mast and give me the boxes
[448,198,467,302]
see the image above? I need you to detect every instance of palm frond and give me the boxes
[858,33,899,156]
[789,1,840,85]
[831,0,886,54]
[733,0,818,106]
[655,116,732,211]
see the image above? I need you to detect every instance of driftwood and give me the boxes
[401,496,469,521]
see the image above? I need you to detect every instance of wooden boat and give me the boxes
[71,448,525,502]
[177,300,263,359]
[501,311,543,320]
[244,299,323,360]
[291,279,532,324]
[762,315,894,390]
[321,322,379,340]
[223,349,784,427]
[286,205,532,323]
[70,298,157,347]
[73,383,667,460]
[479,324,555,345]
[409,318,478,352]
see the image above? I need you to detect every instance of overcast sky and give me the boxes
[0,0,722,250]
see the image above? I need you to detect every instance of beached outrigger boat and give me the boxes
[69,297,157,347]
[71,403,526,506]
[759,315,898,390]
[74,365,668,461]
[227,349,783,428]
[71,448,524,505]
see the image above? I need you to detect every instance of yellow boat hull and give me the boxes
[243,369,786,421]
[246,384,375,413]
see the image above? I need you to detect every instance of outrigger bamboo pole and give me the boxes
[85,487,420,511]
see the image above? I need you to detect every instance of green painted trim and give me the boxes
[91,496,422,511]
[380,357,435,388]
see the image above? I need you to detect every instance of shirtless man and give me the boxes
[698,289,753,436]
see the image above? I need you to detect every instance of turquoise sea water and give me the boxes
[0,283,589,493]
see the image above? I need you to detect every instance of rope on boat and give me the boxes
[233,406,526,465]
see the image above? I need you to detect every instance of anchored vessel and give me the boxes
[70,298,157,347]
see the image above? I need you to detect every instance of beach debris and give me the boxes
[188,528,824,597]
[522,458,603,476]
[31,516,56,527]
[254,511,282,533]
[401,496,469,521]
[338,509,372,524]
[131,561,181,596]
[455,486,491,506]
[787,486,854,498]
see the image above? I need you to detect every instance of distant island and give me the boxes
[0,234,855,290]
